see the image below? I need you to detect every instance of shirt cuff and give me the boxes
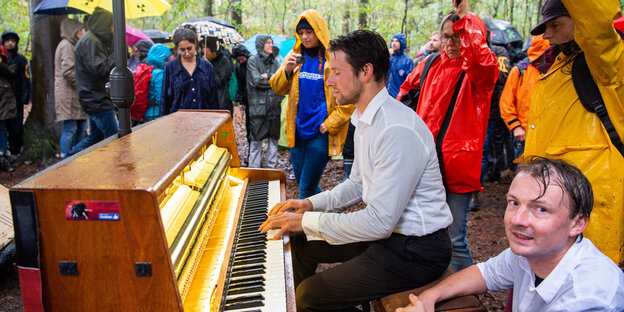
[302,211,324,241]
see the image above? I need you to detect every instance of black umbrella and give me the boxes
[483,17,523,47]
[143,29,171,43]
[33,0,87,15]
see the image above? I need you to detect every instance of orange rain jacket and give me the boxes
[499,35,549,133]
[525,0,624,263]
[397,12,498,194]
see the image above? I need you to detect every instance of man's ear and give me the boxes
[569,214,589,238]
[359,63,375,82]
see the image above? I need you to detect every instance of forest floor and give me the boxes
[0,105,510,311]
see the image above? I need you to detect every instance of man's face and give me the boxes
[3,39,16,50]
[504,172,586,264]
[326,50,362,106]
[543,16,575,46]
[235,55,248,64]
[391,38,401,52]
[442,21,461,60]
[429,34,442,52]
[177,40,196,62]
[76,28,86,40]
[263,39,274,55]
[297,28,319,49]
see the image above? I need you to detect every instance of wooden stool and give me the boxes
[371,267,487,312]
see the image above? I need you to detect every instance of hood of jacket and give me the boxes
[392,33,407,56]
[255,34,273,57]
[147,43,171,69]
[527,34,550,63]
[292,9,330,54]
[60,18,84,45]
[135,39,153,61]
[1,30,19,45]
[88,8,114,45]
[232,44,251,58]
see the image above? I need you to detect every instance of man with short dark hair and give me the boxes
[398,157,624,312]
[260,29,453,311]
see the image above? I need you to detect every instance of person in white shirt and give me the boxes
[397,157,624,312]
[259,30,454,311]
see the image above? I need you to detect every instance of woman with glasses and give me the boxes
[161,26,218,115]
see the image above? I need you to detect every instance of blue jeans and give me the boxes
[60,120,87,158]
[447,192,473,272]
[0,121,7,155]
[290,133,329,199]
[68,110,119,157]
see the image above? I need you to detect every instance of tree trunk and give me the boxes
[509,0,514,24]
[231,0,242,26]
[29,0,64,130]
[204,0,213,17]
[358,0,368,29]
[401,0,409,34]
[342,5,351,34]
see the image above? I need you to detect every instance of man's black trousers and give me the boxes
[291,228,452,312]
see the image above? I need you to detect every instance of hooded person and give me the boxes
[524,0,624,264]
[245,34,284,168]
[232,44,251,109]
[135,39,153,64]
[269,9,354,199]
[69,7,118,157]
[499,35,549,160]
[143,44,172,122]
[54,18,88,159]
[0,45,17,169]
[386,33,414,98]
[2,30,30,158]
[204,37,234,114]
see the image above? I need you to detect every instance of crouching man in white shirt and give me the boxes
[397,157,624,312]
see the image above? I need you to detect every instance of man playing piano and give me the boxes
[397,158,624,312]
[260,30,454,311]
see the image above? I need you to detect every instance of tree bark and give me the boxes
[204,0,213,17]
[401,0,409,34]
[29,0,64,130]
[231,0,242,26]
[358,0,368,29]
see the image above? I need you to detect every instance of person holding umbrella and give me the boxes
[160,26,218,115]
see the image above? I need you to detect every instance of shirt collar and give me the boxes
[351,87,390,126]
[532,239,584,303]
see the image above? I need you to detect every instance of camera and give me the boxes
[296,56,306,64]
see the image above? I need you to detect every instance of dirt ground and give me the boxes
[0,106,510,311]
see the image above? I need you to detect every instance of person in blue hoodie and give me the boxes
[386,33,414,98]
[144,44,172,122]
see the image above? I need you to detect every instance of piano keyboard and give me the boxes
[221,180,286,312]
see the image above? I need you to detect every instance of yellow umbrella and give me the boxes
[67,0,170,19]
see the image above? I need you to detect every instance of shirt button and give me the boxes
[193,99,196,102]
[192,88,195,91]
[191,78,194,81]
[530,125,535,129]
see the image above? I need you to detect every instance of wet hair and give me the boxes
[172,26,198,47]
[328,30,389,83]
[440,11,461,32]
[518,156,593,220]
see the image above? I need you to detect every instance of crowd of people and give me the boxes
[1,0,624,310]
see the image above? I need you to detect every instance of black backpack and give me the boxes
[400,53,440,111]
[572,52,624,158]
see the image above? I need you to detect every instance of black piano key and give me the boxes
[236,241,266,249]
[235,244,266,253]
[231,268,265,278]
[237,234,266,244]
[227,279,265,290]
[233,256,265,267]
[233,252,266,262]
[232,263,265,273]
[225,294,265,305]
[224,300,264,311]
[228,275,265,285]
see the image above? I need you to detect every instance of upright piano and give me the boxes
[10,111,296,311]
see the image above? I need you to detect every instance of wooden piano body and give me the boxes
[10,111,295,311]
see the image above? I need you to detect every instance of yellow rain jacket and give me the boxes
[525,0,624,263]
[269,9,354,156]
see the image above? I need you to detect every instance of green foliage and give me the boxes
[1,0,32,58]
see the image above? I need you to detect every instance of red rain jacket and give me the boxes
[397,12,498,193]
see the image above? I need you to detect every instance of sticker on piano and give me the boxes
[65,201,121,221]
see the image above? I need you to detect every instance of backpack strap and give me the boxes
[572,52,624,158]
[436,71,467,186]
[399,53,440,111]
